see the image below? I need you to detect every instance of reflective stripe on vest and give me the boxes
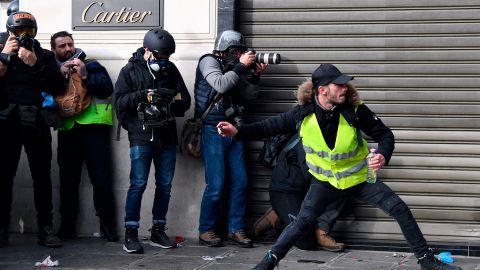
[59,97,112,130]
[300,112,369,190]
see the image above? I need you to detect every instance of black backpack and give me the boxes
[258,104,362,169]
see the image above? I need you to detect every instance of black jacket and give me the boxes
[114,47,191,146]
[269,133,310,194]
[0,40,64,107]
[237,101,395,165]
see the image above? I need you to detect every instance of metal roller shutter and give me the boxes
[239,0,480,245]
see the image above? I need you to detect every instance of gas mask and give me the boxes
[148,52,170,72]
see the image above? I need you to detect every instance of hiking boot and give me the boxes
[418,249,463,270]
[123,226,143,254]
[149,224,176,249]
[100,218,119,242]
[199,231,222,247]
[228,230,253,248]
[252,250,278,270]
[253,207,280,238]
[316,229,345,252]
[38,226,63,248]
[57,223,77,240]
[0,227,9,247]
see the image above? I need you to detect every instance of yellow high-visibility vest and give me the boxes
[300,112,369,189]
[59,97,112,130]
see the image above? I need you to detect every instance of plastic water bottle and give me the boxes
[366,148,377,183]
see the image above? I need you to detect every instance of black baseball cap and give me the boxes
[312,64,354,89]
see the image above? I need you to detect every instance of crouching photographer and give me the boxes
[114,28,191,254]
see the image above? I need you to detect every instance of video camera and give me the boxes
[137,88,185,128]
[247,48,281,65]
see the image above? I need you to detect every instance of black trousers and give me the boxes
[57,124,115,226]
[270,190,346,250]
[0,117,54,229]
[271,179,429,260]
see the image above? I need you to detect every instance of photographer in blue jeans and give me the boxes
[114,28,191,254]
[195,30,267,248]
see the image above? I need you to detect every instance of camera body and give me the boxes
[137,88,184,128]
[225,104,245,128]
[16,35,34,51]
[247,49,281,65]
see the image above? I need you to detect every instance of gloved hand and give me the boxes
[41,92,56,109]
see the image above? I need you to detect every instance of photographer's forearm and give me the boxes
[200,56,243,94]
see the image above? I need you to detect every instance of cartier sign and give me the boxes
[72,0,163,30]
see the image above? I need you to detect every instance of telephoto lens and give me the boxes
[255,52,281,65]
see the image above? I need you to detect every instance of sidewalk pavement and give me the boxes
[1,234,479,269]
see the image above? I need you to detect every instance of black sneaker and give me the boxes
[100,219,119,242]
[418,249,463,270]
[149,224,176,249]
[252,250,278,270]
[0,227,9,247]
[123,226,143,254]
[38,226,62,248]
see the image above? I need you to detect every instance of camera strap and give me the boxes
[200,93,222,121]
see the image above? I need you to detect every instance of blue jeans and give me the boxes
[124,144,176,228]
[199,125,248,234]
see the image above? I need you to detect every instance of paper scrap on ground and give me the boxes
[35,256,59,267]
[201,256,224,261]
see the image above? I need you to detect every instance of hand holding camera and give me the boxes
[239,50,255,68]
[18,46,36,67]
[61,59,87,79]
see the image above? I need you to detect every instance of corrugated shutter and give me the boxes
[240,0,480,244]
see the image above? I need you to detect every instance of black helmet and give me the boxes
[6,11,37,38]
[7,0,19,16]
[143,28,175,56]
[214,30,246,52]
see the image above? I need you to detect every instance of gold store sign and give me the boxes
[72,0,163,30]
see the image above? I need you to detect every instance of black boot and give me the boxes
[252,250,278,270]
[100,218,119,242]
[149,224,176,249]
[123,226,143,254]
[418,249,463,270]
[38,226,62,248]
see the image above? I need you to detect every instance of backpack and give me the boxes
[258,132,295,169]
[258,104,362,169]
[55,70,91,117]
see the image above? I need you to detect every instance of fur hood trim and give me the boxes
[295,79,361,107]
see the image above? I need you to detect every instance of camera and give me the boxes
[16,35,34,51]
[248,49,281,65]
[137,88,184,128]
[225,104,245,127]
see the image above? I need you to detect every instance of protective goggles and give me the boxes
[14,27,36,37]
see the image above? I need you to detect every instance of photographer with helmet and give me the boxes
[195,30,267,248]
[0,11,64,248]
[114,28,191,254]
